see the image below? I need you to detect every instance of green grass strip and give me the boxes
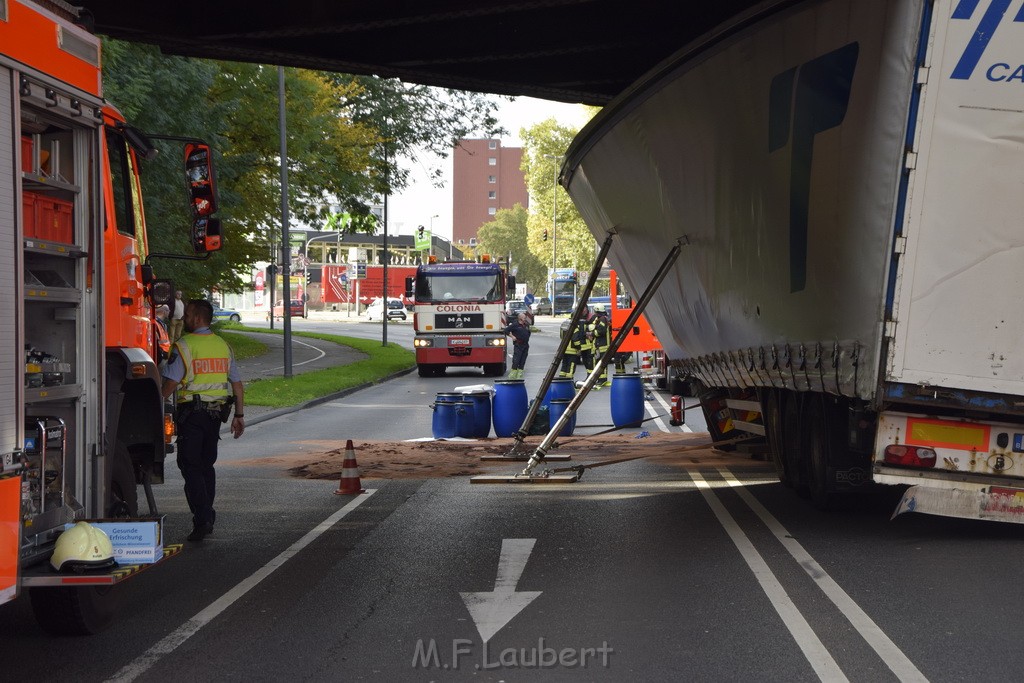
[222,325,415,408]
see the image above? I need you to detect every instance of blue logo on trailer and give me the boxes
[950,0,1024,81]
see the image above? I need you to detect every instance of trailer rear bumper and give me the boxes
[879,470,1024,523]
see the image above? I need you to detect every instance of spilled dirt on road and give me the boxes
[229,430,773,480]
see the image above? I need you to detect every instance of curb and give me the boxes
[220,366,417,433]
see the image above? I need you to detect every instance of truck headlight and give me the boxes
[414,338,433,348]
[487,338,506,347]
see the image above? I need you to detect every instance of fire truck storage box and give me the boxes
[21,135,32,173]
[22,190,39,240]
[37,196,73,244]
[65,517,164,564]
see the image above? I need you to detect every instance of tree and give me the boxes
[520,117,598,274]
[476,205,546,292]
[102,39,507,296]
[333,77,507,193]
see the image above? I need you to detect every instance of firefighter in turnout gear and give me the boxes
[560,305,595,379]
[162,299,245,542]
[591,304,612,387]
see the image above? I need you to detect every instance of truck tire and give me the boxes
[29,585,120,635]
[806,396,845,510]
[781,393,810,498]
[763,390,791,488]
[417,364,433,377]
[483,362,507,377]
[108,441,139,517]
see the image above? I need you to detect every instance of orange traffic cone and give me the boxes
[334,439,366,495]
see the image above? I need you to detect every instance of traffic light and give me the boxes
[417,225,425,239]
[305,269,312,285]
[542,229,548,241]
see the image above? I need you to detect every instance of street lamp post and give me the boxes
[543,154,561,301]
[429,214,438,258]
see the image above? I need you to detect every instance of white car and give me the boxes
[366,297,407,322]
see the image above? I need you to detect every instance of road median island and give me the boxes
[219,327,415,419]
[225,432,773,480]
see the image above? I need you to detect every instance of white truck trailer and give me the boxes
[562,0,1024,520]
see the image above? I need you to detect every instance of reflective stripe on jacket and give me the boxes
[174,332,232,403]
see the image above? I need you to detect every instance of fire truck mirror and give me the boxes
[405,276,414,298]
[507,275,516,292]
[191,217,223,254]
[150,279,174,306]
[185,142,218,218]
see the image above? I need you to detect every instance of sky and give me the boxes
[386,95,593,241]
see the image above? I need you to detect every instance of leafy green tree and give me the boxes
[520,117,598,275]
[102,39,506,297]
[476,205,546,292]
[333,77,507,192]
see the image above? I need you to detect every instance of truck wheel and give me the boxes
[417,364,432,377]
[781,393,810,498]
[108,441,138,517]
[763,390,791,487]
[29,585,120,635]
[806,397,840,510]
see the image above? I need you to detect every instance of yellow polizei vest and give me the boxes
[174,332,232,403]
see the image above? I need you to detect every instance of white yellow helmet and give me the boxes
[50,522,116,573]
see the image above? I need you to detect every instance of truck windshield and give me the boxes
[415,272,503,303]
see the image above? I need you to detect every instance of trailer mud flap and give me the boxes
[892,485,1024,523]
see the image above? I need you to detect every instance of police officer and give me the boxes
[591,304,612,388]
[161,299,245,542]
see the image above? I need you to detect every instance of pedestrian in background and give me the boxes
[503,312,531,379]
[162,299,245,542]
[170,290,185,341]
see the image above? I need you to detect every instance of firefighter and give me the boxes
[591,304,612,387]
[161,299,246,542]
[560,305,594,379]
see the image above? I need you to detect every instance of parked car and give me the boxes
[530,297,553,315]
[269,299,305,319]
[366,297,407,322]
[211,305,241,323]
[506,299,535,325]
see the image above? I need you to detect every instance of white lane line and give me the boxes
[717,468,928,682]
[644,400,670,432]
[106,491,377,683]
[269,337,328,371]
[689,471,848,682]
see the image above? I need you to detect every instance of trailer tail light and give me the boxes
[883,445,937,468]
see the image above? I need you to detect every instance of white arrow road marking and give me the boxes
[461,538,542,643]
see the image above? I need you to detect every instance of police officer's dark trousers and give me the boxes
[176,408,221,530]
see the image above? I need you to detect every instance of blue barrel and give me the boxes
[493,379,528,437]
[431,401,459,438]
[454,401,476,438]
[435,392,463,404]
[543,378,576,409]
[611,373,645,428]
[460,391,492,438]
[548,398,575,436]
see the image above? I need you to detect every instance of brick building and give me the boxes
[452,139,529,247]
